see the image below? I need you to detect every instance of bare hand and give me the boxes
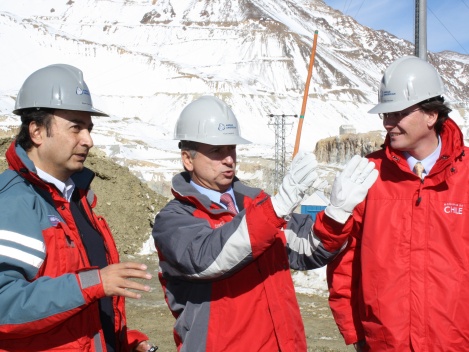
[100,262,152,299]
[133,340,156,352]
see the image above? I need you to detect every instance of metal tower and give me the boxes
[267,114,296,193]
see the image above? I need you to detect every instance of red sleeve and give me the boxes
[327,236,364,345]
[76,269,106,303]
[240,194,287,259]
[313,210,353,252]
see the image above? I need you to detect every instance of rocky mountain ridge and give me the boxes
[0,0,467,199]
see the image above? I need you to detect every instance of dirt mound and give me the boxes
[0,137,169,255]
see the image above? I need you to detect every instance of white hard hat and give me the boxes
[13,64,108,116]
[174,95,251,145]
[368,56,445,114]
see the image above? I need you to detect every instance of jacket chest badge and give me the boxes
[48,215,61,226]
[444,203,464,215]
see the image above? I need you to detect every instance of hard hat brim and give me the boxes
[368,100,419,114]
[12,106,109,117]
[177,135,252,146]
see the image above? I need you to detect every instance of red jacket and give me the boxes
[153,172,343,351]
[315,118,469,351]
[0,142,147,351]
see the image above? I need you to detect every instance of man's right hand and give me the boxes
[100,262,152,299]
[325,155,378,224]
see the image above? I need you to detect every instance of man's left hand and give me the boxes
[271,151,318,218]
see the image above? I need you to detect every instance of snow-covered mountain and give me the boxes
[1,0,468,195]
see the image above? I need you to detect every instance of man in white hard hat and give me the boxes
[152,95,377,351]
[314,56,469,351]
[0,64,157,351]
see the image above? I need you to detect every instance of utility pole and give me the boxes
[415,0,427,60]
[267,114,296,193]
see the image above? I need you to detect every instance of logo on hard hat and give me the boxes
[382,90,396,97]
[380,90,397,102]
[218,123,225,131]
[76,87,91,96]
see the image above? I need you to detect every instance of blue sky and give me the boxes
[323,0,469,55]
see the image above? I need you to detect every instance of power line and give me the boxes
[428,5,469,54]
[354,0,367,19]
[343,0,354,15]
[459,0,469,10]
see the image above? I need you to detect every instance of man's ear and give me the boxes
[427,110,439,129]
[29,121,44,146]
[181,150,194,172]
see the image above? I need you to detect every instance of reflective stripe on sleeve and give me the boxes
[160,216,252,279]
[0,230,46,268]
[0,230,45,252]
[0,244,44,268]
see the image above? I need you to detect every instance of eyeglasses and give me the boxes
[379,108,421,121]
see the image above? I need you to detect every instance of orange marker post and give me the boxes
[293,30,319,159]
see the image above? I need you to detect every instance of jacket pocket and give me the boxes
[40,223,85,277]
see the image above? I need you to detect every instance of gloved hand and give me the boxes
[271,151,319,218]
[325,155,378,224]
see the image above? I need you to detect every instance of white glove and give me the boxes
[325,155,378,224]
[271,151,319,218]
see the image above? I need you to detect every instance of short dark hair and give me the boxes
[16,108,55,151]
[418,96,452,135]
[179,140,199,157]
[178,140,199,172]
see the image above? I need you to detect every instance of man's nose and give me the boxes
[223,154,234,164]
[81,129,94,148]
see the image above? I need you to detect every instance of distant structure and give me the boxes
[339,124,356,135]
[267,113,296,193]
[301,190,329,222]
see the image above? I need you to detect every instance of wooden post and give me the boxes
[293,30,319,159]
